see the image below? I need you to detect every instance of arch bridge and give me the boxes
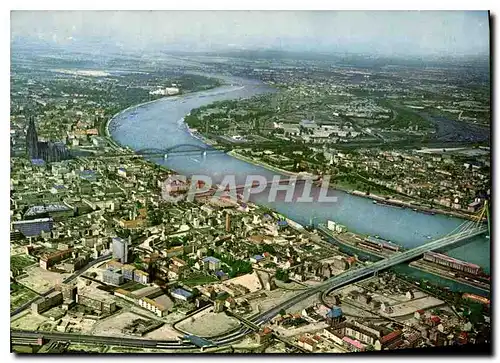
[136,144,223,159]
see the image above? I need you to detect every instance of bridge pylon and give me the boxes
[484,200,490,238]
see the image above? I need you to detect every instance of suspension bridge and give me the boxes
[176,221,488,350]
[11,181,489,351]
[316,201,490,296]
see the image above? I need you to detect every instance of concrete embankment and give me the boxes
[350,190,479,221]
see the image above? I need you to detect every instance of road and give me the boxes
[11,226,485,350]
[11,330,196,350]
[210,226,487,346]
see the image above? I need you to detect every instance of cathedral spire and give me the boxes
[26,115,39,159]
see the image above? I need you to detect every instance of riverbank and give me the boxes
[350,190,480,221]
[316,224,489,296]
[102,97,171,150]
[186,128,218,147]
[104,73,488,272]
[227,150,303,178]
[409,259,490,293]
[106,83,483,226]
[316,224,398,260]
[103,80,227,148]
[221,146,479,223]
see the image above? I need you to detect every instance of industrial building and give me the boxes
[423,251,481,275]
[359,236,400,252]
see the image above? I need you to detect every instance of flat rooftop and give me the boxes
[25,204,72,216]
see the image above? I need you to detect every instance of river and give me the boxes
[109,75,490,295]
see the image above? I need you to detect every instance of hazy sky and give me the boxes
[11,11,490,56]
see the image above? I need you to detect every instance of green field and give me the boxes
[10,283,39,312]
[11,254,36,271]
[375,100,432,130]
[118,280,146,292]
[12,345,37,354]
[181,274,218,287]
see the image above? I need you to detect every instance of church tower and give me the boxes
[26,116,39,159]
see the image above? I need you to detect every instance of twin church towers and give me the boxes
[26,116,70,163]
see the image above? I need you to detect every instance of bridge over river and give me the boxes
[11,221,486,351]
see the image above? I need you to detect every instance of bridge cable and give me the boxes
[442,218,474,239]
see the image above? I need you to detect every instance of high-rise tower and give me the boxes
[112,237,129,263]
[26,116,39,159]
[225,212,231,232]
